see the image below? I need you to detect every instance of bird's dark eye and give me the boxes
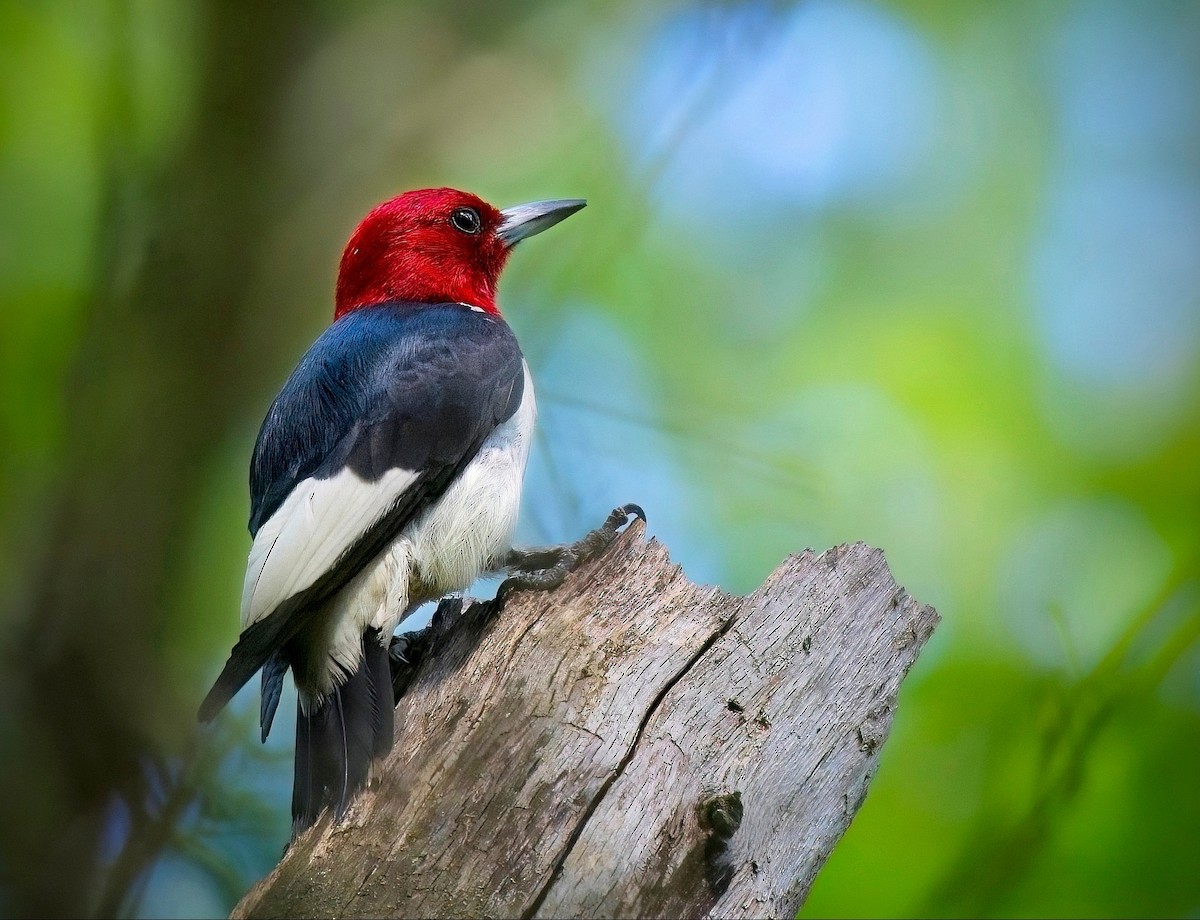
[450,207,482,234]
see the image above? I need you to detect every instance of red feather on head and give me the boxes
[335,188,510,319]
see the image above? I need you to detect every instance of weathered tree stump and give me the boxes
[233,522,938,919]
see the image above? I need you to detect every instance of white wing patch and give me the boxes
[240,466,418,628]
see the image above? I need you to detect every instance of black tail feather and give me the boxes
[260,650,288,743]
[291,630,395,835]
[364,628,394,757]
[198,611,298,723]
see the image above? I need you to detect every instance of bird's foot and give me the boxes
[387,596,463,702]
[497,503,645,604]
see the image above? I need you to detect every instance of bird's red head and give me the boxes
[334,187,585,319]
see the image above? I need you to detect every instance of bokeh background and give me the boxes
[2,0,1198,916]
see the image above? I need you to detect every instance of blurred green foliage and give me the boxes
[0,0,1196,917]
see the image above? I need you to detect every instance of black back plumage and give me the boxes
[198,302,524,725]
[248,302,525,537]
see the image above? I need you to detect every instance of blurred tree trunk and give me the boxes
[233,526,938,920]
[0,2,321,916]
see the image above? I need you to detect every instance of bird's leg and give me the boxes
[496,503,645,603]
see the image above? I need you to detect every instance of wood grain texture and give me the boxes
[232,523,938,919]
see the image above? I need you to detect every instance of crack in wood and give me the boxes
[521,614,738,920]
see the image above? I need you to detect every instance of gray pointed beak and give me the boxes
[497,198,586,246]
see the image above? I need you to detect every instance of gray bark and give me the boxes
[233,523,938,919]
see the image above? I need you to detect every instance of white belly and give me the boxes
[305,365,536,695]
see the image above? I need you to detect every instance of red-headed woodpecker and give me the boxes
[197,188,640,834]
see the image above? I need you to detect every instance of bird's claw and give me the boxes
[619,502,646,522]
[497,502,645,604]
[430,595,463,630]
